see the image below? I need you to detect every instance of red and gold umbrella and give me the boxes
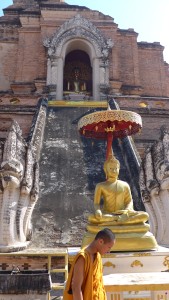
[78,108,142,159]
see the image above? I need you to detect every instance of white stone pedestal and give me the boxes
[102,246,169,275]
[68,246,169,274]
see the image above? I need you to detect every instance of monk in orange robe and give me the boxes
[63,228,115,300]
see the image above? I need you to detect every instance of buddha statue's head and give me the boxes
[73,67,80,80]
[104,155,120,181]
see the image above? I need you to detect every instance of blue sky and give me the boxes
[0,0,169,62]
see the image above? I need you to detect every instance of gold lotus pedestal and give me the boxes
[82,231,157,252]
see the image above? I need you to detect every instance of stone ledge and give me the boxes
[10,82,36,94]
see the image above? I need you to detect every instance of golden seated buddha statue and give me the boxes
[82,155,157,251]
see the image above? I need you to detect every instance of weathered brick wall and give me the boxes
[15,29,46,82]
[115,97,169,152]
[137,111,169,143]
[0,113,34,138]
[138,43,167,96]
[0,43,18,91]
[0,254,65,271]
[116,30,140,86]
[164,62,169,95]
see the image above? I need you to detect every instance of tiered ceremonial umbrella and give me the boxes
[78,107,142,159]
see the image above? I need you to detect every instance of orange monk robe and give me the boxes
[63,248,106,300]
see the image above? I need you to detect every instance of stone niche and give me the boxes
[43,14,113,100]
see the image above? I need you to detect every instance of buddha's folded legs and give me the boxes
[88,211,149,224]
[87,223,150,234]
[88,214,118,224]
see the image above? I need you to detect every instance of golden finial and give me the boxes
[105,125,115,132]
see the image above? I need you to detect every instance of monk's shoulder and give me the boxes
[74,250,86,266]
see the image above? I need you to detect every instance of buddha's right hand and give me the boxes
[95,209,102,220]
[115,210,128,215]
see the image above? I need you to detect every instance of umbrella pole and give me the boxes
[106,131,113,160]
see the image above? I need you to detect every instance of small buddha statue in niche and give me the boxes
[73,67,81,93]
[88,154,149,226]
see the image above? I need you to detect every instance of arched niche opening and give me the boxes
[63,50,92,96]
[43,14,113,100]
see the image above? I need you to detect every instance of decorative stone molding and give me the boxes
[34,79,46,94]
[121,85,143,96]
[131,260,143,268]
[10,82,35,95]
[163,256,169,270]
[99,84,111,96]
[0,98,48,252]
[103,261,116,268]
[139,126,169,247]
[43,14,113,60]
[109,80,123,95]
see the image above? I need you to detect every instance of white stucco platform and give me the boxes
[68,246,169,274]
[102,246,169,274]
[104,272,169,300]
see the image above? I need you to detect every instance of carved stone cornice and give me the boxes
[43,14,113,60]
